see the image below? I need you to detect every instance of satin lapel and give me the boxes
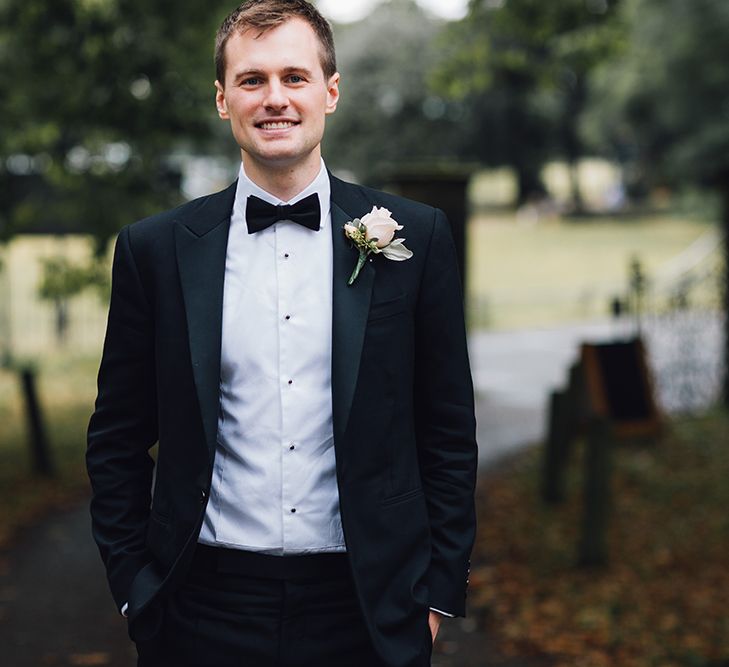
[174,183,236,462]
[330,189,375,445]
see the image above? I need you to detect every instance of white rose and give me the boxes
[360,206,403,248]
[343,208,413,284]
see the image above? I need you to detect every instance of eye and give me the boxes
[287,74,305,84]
[241,77,262,86]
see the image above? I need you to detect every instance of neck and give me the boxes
[242,152,322,202]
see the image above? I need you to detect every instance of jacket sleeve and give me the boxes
[86,225,158,610]
[414,208,478,618]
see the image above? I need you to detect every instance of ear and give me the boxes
[325,72,340,116]
[215,80,229,120]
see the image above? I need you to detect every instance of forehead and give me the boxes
[224,17,325,77]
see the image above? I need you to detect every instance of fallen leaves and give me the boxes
[471,411,729,667]
[68,654,110,666]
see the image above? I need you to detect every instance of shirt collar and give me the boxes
[233,158,331,231]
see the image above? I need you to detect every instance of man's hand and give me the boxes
[428,611,442,644]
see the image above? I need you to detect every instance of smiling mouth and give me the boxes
[256,121,299,130]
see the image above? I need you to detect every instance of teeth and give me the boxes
[260,121,295,130]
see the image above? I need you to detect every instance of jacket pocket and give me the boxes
[380,486,423,507]
[149,507,170,525]
[367,294,407,322]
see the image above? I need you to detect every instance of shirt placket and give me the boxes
[277,225,297,551]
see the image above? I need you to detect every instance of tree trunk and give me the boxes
[567,159,583,213]
[514,163,544,206]
[562,77,586,214]
[54,298,69,346]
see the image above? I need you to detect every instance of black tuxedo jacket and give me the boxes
[86,174,477,667]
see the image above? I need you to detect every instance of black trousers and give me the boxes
[136,546,432,667]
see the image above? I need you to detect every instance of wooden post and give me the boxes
[542,359,589,505]
[578,417,612,567]
[19,366,54,476]
[541,389,570,504]
[564,361,588,453]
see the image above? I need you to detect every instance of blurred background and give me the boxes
[1,0,727,665]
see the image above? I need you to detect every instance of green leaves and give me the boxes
[0,0,233,246]
[431,0,623,203]
[38,256,108,302]
[587,0,729,189]
[323,0,466,184]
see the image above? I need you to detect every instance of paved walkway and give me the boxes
[0,506,136,667]
[471,320,627,464]
[1,315,719,665]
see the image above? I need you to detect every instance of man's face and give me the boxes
[215,18,339,175]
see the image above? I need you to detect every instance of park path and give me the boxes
[1,316,719,666]
[0,504,136,666]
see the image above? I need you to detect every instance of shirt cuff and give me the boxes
[429,606,455,618]
[121,602,129,617]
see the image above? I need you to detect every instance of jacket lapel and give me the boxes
[174,182,236,462]
[330,176,376,444]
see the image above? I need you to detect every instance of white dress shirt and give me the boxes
[197,159,345,554]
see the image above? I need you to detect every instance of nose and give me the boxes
[263,79,289,110]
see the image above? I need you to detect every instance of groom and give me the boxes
[86,2,477,666]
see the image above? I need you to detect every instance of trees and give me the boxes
[434,0,622,206]
[323,0,467,184]
[0,0,233,435]
[586,0,729,403]
[0,0,232,251]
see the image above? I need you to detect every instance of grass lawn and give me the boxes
[466,213,719,330]
[470,411,729,667]
[1,214,718,354]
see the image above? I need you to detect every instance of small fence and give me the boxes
[637,229,725,413]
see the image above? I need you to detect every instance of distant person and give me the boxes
[86,2,477,665]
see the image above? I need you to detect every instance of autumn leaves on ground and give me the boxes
[471,412,729,667]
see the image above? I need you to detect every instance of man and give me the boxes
[86,2,477,666]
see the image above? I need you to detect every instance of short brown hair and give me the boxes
[215,0,337,86]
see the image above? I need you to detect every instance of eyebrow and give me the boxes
[232,66,316,83]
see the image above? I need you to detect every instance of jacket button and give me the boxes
[199,489,207,503]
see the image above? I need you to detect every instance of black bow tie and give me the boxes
[245,193,321,234]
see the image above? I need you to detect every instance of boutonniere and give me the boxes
[343,206,413,285]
